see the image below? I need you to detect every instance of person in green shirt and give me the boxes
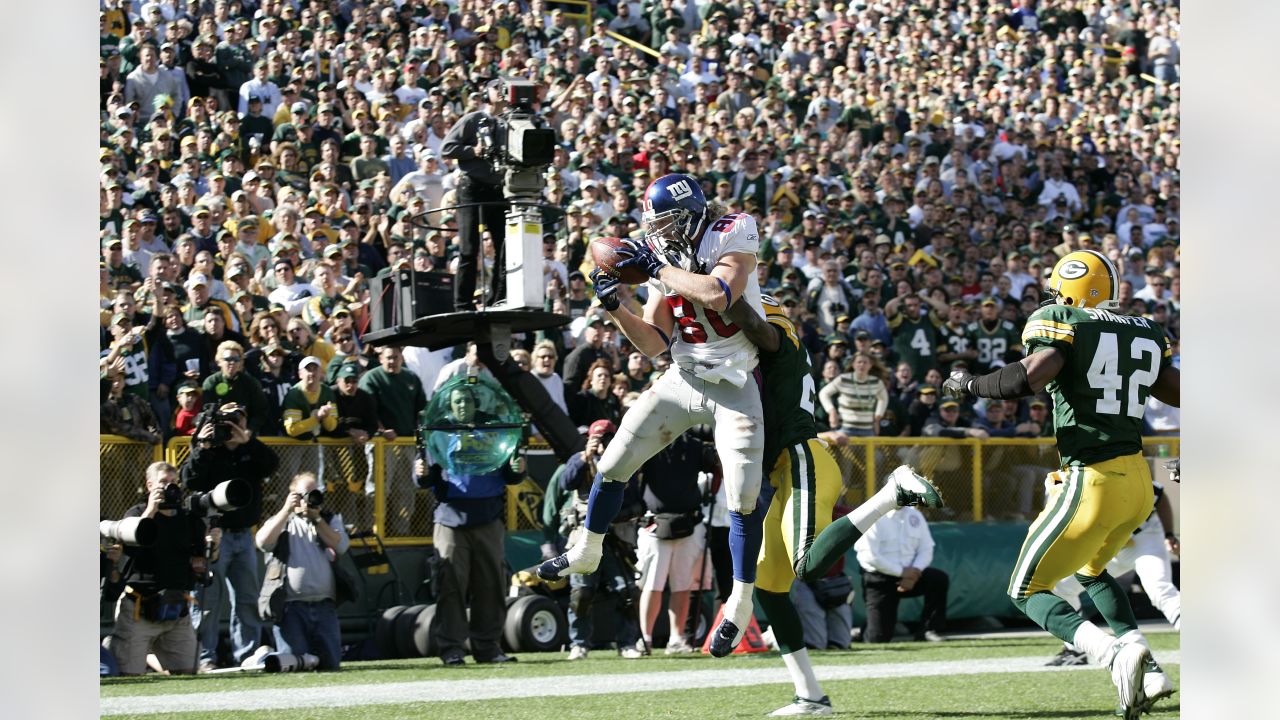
[281,356,338,440]
[943,251,1180,718]
[357,346,426,536]
[350,134,390,183]
[884,289,950,380]
[201,340,269,435]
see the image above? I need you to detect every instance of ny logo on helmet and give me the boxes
[667,180,693,200]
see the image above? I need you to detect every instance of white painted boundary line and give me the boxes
[101,651,1180,716]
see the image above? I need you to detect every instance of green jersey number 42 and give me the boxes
[1085,332,1162,418]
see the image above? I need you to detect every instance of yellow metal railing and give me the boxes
[552,0,592,25]
[101,435,1179,535]
[823,436,1179,522]
[605,29,661,59]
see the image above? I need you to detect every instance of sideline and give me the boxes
[101,650,1181,716]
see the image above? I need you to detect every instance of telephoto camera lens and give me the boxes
[99,517,157,547]
[305,489,325,508]
[262,652,319,673]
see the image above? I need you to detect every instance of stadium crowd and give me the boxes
[99,0,1180,444]
[98,0,1181,669]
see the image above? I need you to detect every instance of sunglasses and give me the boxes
[220,355,242,362]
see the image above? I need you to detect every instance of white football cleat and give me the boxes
[887,465,944,508]
[1140,657,1175,712]
[566,645,589,661]
[1109,641,1150,720]
[768,695,833,716]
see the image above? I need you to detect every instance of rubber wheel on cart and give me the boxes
[502,595,567,653]
[375,605,408,659]
[394,604,431,659]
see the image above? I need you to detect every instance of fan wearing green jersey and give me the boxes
[728,295,943,718]
[965,298,1023,373]
[884,288,949,380]
[936,301,979,369]
[942,250,1180,719]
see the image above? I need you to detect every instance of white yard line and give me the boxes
[101,651,1180,716]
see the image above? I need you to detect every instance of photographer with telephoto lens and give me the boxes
[102,462,207,676]
[182,402,279,672]
[255,472,350,671]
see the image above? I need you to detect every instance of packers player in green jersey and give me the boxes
[943,250,1180,719]
[728,294,943,717]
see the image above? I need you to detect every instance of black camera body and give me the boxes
[193,402,245,446]
[481,79,557,198]
[304,489,325,509]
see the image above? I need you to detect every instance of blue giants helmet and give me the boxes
[641,173,710,270]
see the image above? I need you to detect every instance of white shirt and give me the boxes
[854,507,935,577]
[238,78,283,118]
[533,371,568,414]
[432,359,493,391]
[403,346,453,402]
[268,281,317,316]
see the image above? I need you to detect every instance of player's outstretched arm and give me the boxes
[591,268,674,358]
[1150,365,1179,407]
[654,251,755,312]
[944,348,1065,400]
[727,298,780,353]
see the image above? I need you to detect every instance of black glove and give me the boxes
[615,238,667,279]
[589,268,621,311]
[942,370,975,401]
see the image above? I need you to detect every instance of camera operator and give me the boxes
[412,384,524,665]
[558,420,645,660]
[255,472,350,671]
[181,402,280,672]
[441,78,509,311]
[102,462,207,676]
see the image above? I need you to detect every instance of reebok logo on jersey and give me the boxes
[667,180,693,200]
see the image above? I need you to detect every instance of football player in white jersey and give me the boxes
[538,173,768,656]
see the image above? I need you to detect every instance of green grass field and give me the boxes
[101,633,1180,719]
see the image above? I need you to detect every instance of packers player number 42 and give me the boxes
[941,250,1179,719]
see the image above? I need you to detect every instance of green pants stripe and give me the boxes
[1008,468,1084,599]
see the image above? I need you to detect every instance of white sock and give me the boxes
[1072,621,1117,666]
[781,648,824,701]
[1174,616,1180,632]
[570,531,604,558]
[846,482,898,533]
[726,580,755,623]
[1117,629,1148,648]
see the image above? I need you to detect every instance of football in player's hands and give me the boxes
[942,370,975,400]
[590,236,650,285]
